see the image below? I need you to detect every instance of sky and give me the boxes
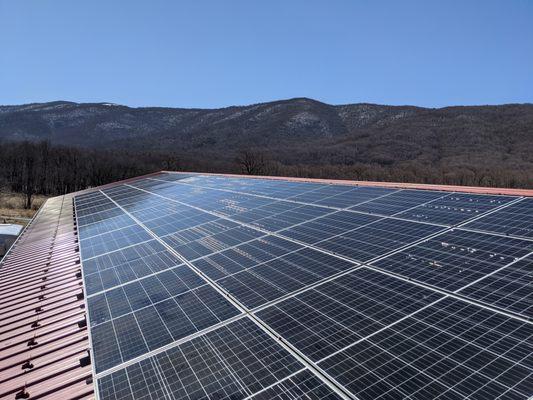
[1,0,532,108]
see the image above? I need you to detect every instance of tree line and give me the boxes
[1,140,531,209]
[0,141,183,208]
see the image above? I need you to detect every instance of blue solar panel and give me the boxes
[74,172,533,399]
[318,297,533,400]
[372,229,533,292]
[312,218,444,262]
[90,282,241,372]
[97,318,306,399]
[463,198,533,239]
[251,369,342,399]
[350,189,447,215]
[395,193,515,226]
[257,268,443,361]
[458,256,533,318]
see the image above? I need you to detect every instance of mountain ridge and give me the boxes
[1,97,532,188]
[3,97,532,110]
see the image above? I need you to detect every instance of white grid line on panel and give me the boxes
[242,368,307,400]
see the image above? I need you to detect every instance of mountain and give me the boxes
[0,98,410,148]
[1,98,533,186]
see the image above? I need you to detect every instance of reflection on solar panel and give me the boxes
[72,172,533,399]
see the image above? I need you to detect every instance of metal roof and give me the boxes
[0,194,94,400]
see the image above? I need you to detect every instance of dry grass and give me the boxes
[0,192,49,226]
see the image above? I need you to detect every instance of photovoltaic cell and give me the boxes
[78,213,137,240]
[75,201,118,219]
[87,263,207,326]
[250,370,342,400]
[350,189,448,216]
[311,186,396,209]
[91,283,241,372]
[80,224,153,259]
[153,172,197,181]
[287,184,358,204]
[216,247,355,309]
[279,211,381,245]
[161,222,264,261]
[314,218,444,262]
[77,206,125,227]
[144,210,218,236]
[82,240,183,294]
[192,235,303,281]
[238,203,332,232]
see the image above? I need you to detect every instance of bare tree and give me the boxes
[20,142,38,209]
[236,150,266,175]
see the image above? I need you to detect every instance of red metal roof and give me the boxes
[1,171,531,400]
[0,194,94,400]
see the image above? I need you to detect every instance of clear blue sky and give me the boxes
[1,0,532,108]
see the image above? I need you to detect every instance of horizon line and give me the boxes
[2,97,533,110]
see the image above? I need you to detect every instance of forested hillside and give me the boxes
[1,98,532,209]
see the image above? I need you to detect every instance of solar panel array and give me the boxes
[74,172,533,400]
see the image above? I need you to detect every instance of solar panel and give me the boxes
[318,297,532,400]
[349,189,448,216]
[215,246,354,309]
[73,172,533,399]
[280,211,381,244]
[463,197,533,239]
[256,268,443,362]
[458,256,533,318]
[97,318,307,399]
[308,217,445,262]
[395,193,516,225]
[252,370,342,399]
[302,186,396,209]
[371,229,533,292]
